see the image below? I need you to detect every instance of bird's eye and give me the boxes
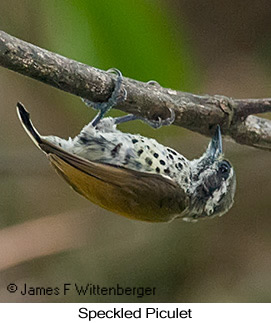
[218,160,231,178]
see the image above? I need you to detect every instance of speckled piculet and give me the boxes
[17,70,236,222]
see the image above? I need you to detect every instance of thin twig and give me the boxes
[0,30,270,150]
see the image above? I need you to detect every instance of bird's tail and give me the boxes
[16,102,42,148]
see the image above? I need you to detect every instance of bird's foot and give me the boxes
[82,68,127,127]
[140,108,175,129]
[113,109,175,129]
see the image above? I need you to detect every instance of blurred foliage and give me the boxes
[43,0,198,89]
[0,0,271,303]
[41,0,199,140]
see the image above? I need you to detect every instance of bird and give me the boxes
[17,71,236,223]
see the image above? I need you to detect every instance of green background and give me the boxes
[0,0,270,302]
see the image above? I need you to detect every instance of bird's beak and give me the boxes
[207,125,223,161]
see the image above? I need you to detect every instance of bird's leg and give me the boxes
[82,68,127,127]
[113,109,175,129]
[114,114,138,124]
[82,69,175,129]
[114,79,175,128]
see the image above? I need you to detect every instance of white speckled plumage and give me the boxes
[42,112,236,222]
[44,116,192,193]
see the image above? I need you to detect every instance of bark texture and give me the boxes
[1,31,270,150]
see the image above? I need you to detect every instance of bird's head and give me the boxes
[186,126,236,221]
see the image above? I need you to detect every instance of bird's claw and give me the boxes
[82,68,126,111]
[106,68,127,106]
[82,68,126,126]
[144,108,175,129]
[147,80,161,87]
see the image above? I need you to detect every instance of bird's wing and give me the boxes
[48,150,189,222]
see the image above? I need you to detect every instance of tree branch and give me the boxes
[1,30,270,150]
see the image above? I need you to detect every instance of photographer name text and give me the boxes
[6,283,155,299]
